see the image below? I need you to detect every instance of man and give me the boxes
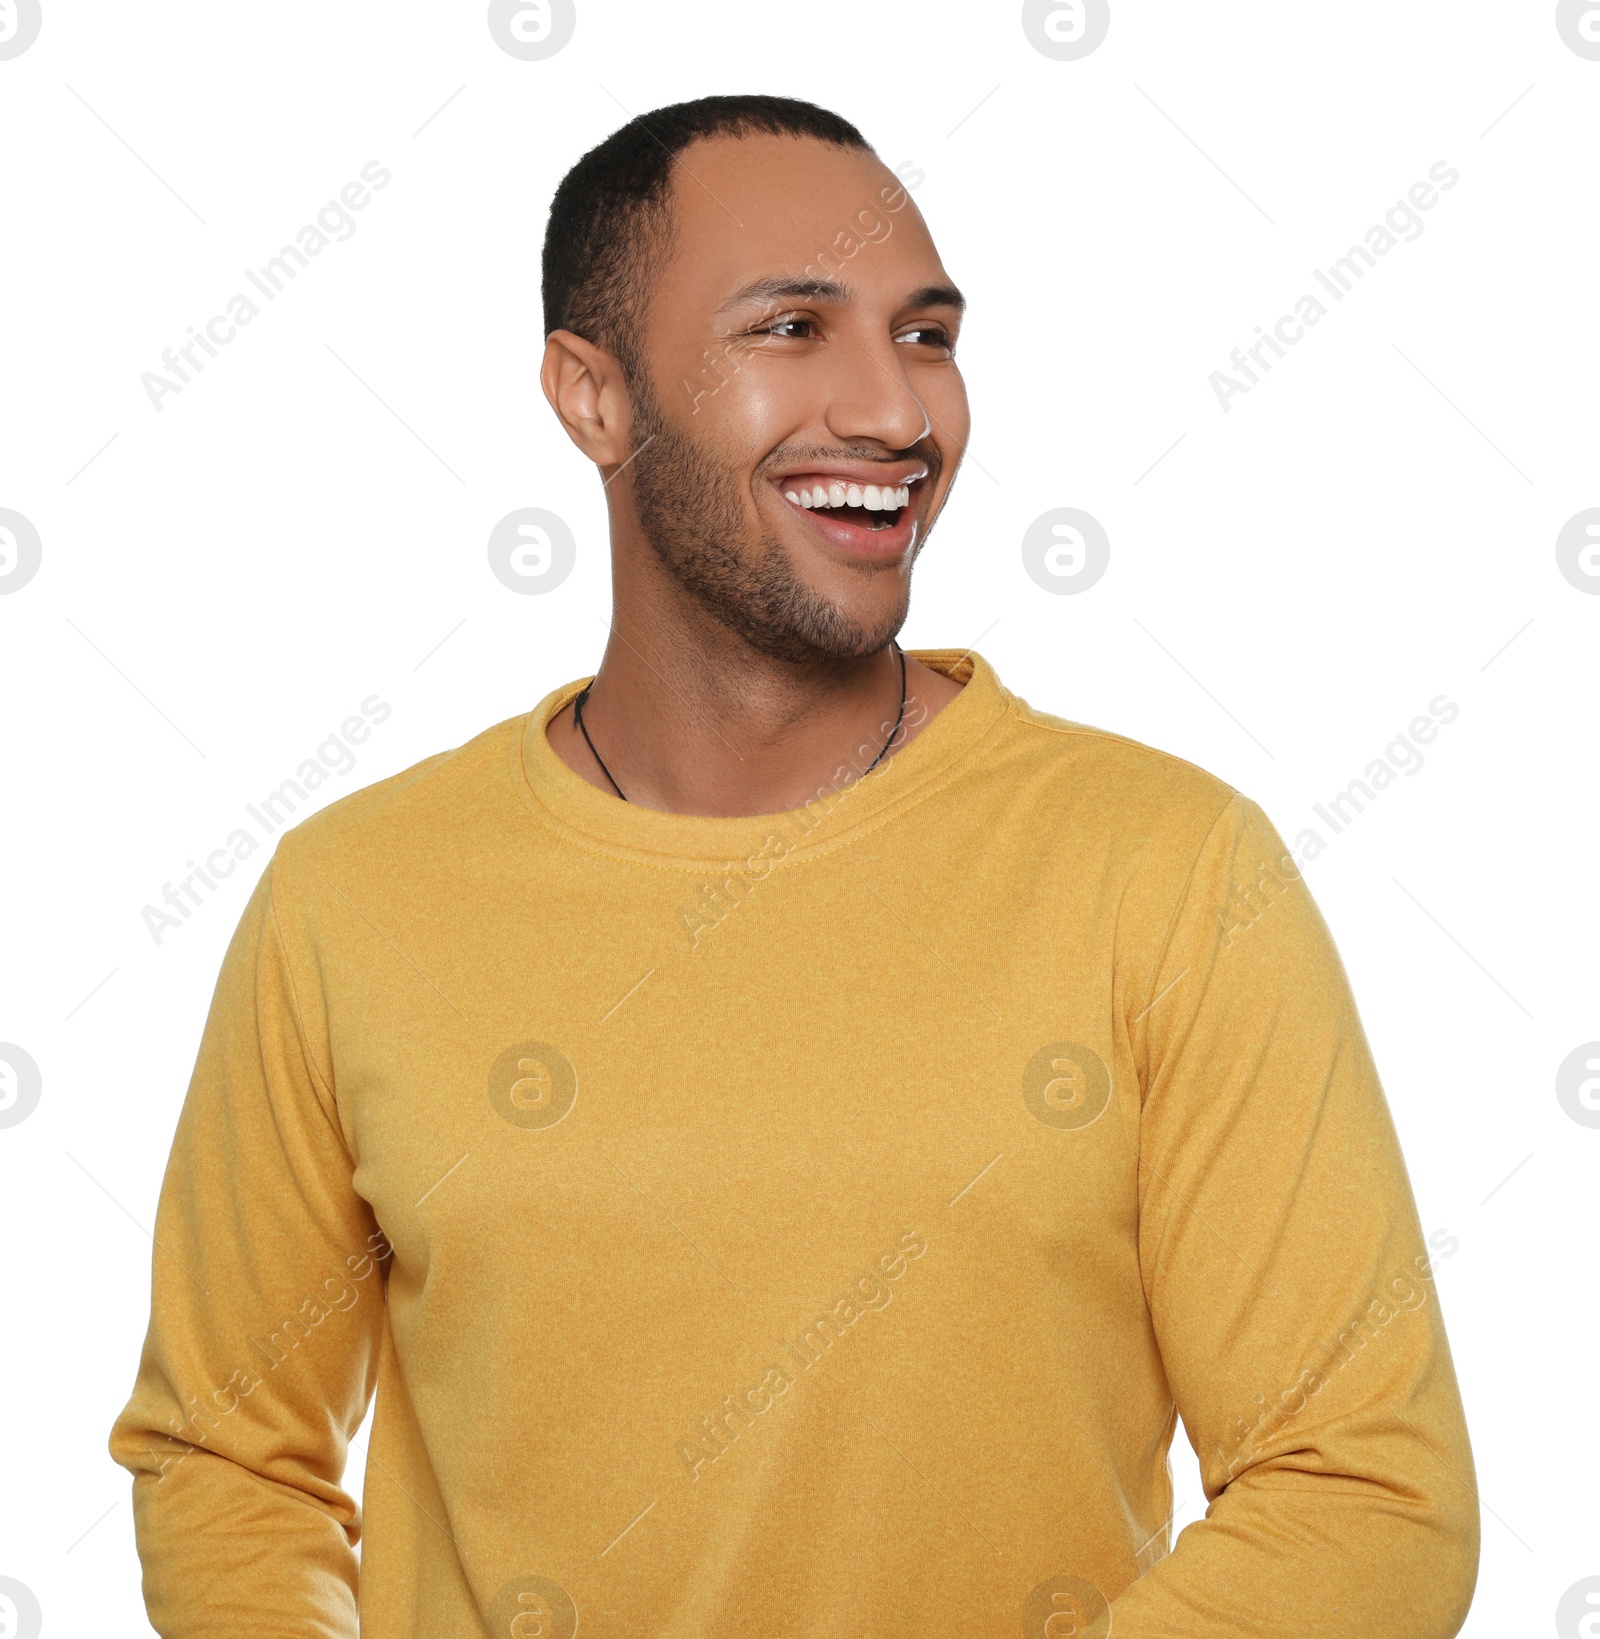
[110,96,1479,1637]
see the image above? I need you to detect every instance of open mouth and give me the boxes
[781,478,914,533]
[770,471,928,558]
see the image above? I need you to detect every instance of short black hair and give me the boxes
[542,95,873,378]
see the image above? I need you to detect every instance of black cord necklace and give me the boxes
[571,640,908,804]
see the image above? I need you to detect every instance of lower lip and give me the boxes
[774,487,918,561]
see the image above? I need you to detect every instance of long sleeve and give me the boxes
[108,854,386,1638]
[1112,793,1479,1637]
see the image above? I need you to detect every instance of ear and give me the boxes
[540,329,637,470]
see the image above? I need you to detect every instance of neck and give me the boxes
[546,604,960,818]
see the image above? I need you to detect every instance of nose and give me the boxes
[820,335,933,451]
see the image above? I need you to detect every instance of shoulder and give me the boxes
[266,711,529,894]
[997,689,1244,857]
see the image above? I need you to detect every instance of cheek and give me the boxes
[928,365,970,438]
[692,362,811,474]
[918,365,970,471]
[713,358,814,439]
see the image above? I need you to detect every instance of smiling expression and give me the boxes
[616,132,970,662]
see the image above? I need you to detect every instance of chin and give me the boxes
[799,610,907,664]
[726,597,905,667]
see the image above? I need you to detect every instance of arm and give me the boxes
[108,855,386,1638]
[1112,793,1478,1637]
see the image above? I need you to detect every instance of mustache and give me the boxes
[762,441,941,479]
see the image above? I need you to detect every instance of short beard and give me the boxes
[623,370,907,667]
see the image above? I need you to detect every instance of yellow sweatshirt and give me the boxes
[109,648,1478,1637]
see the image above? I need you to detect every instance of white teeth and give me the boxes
[787,480,916,512]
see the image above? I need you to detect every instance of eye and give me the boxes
[747,315,818,342]
[896,325,956,354]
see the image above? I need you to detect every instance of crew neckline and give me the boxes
[511,647,1014,870]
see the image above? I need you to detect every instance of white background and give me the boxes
[1,2,1597,1633]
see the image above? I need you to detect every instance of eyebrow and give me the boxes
[717,275,967,315]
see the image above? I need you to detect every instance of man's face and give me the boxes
[620,133,969,665]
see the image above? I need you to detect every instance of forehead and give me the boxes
[652,132,944,309]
